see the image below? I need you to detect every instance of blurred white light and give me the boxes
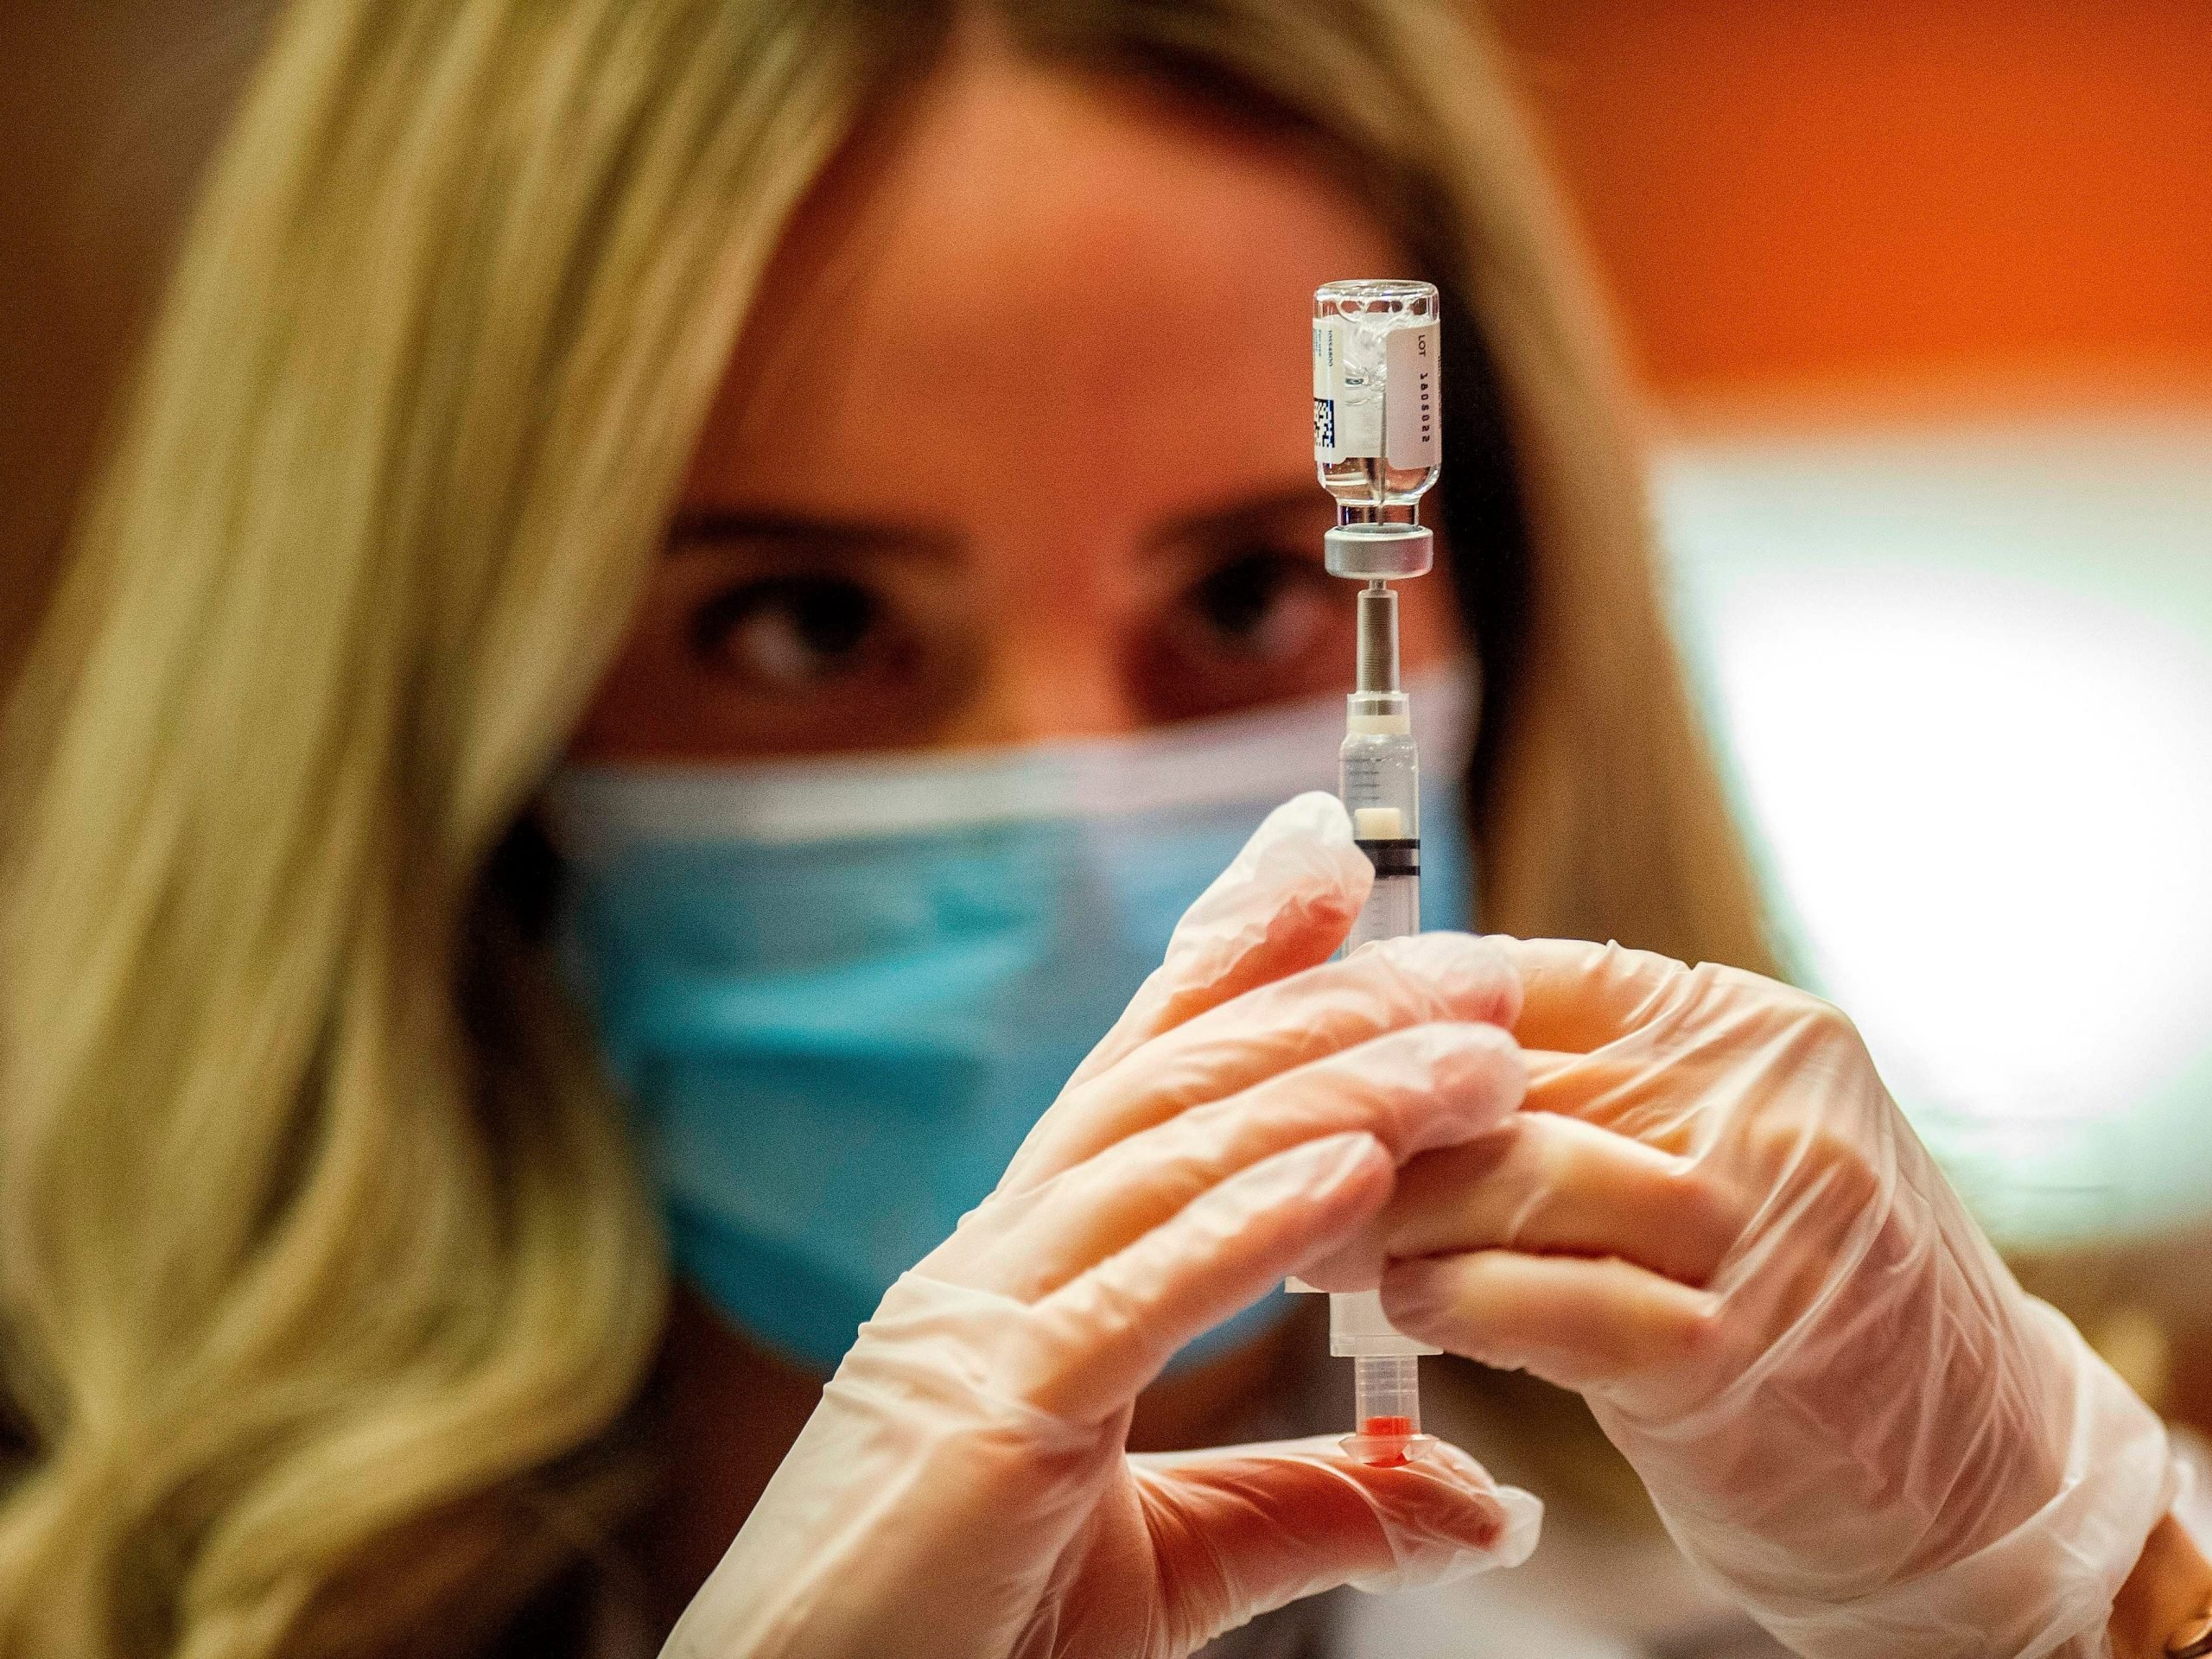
[1662,416,2212,1243]
[1713,568,2212,1112]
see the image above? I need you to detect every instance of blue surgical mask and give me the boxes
[550,676,1474,1375]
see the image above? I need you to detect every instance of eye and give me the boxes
[690,575,893,689]
[1185,552,1338,662]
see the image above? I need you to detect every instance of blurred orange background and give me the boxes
[1497,0,2212,405]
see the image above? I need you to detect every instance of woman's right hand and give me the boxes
[663,794,1539,1659]
[1368,938,2178,1659]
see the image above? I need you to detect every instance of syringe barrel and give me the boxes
[1348,869,1417,950]
[1334,714,1434,1361]
[1341,725,1421,950]
[1340,728,1419,833]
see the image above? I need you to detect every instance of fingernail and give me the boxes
[1227,792,1351,866]
[1174,795,1360,937]
[1267,791,1355,846]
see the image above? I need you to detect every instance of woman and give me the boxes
[0,1,2192,1656]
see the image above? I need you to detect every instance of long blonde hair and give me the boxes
[0,2,1770,1654]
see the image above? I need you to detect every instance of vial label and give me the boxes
[1384,323,1440,470]
[1313,317,1382,461]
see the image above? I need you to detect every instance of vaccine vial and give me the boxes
[1312,279,1441,516]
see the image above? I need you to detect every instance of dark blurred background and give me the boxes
[1,1,281,671]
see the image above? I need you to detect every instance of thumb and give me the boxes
[1127,1435,1540,1645]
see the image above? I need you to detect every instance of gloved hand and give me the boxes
[664,794,1541,1659]
[1370,938,2175,1659]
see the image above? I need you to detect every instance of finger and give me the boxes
[1519,1046,1676,1116]
[1297,1106,1738,1293]
[1382,1113,1743,1287]
[1005,931,1522,1190]
[954,1024,1523,1300]
[1380,1249,1719,1394]
[1518,1047,1764,1170]
[1010,1132,1393,1421]
[1518,1039,1834,1166]
[1489,936,1694,1055]
[1128,1435,1540,1649]
[1065,791,1370,1089]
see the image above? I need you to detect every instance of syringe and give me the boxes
[1292,278,1446,1468]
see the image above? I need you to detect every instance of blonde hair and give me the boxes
[0,1,1771,1655]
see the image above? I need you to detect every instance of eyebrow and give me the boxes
[1151,484,1328,548]
[666,508,958,560]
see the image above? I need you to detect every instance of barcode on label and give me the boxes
[1313,397,1336,448]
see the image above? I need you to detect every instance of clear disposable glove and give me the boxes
[1364,939,2175,1659]
[663,794,1541,1659]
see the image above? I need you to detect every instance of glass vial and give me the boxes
[1313,279,1441,514]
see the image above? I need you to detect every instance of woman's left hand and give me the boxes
[1355,938,2177,1659]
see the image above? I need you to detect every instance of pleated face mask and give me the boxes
[548,674,1474,1374]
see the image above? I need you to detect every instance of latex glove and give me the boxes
[664,794,1541,1659]
[1370,939,2175,1659]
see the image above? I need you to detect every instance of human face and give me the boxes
[573,50,1461,763]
